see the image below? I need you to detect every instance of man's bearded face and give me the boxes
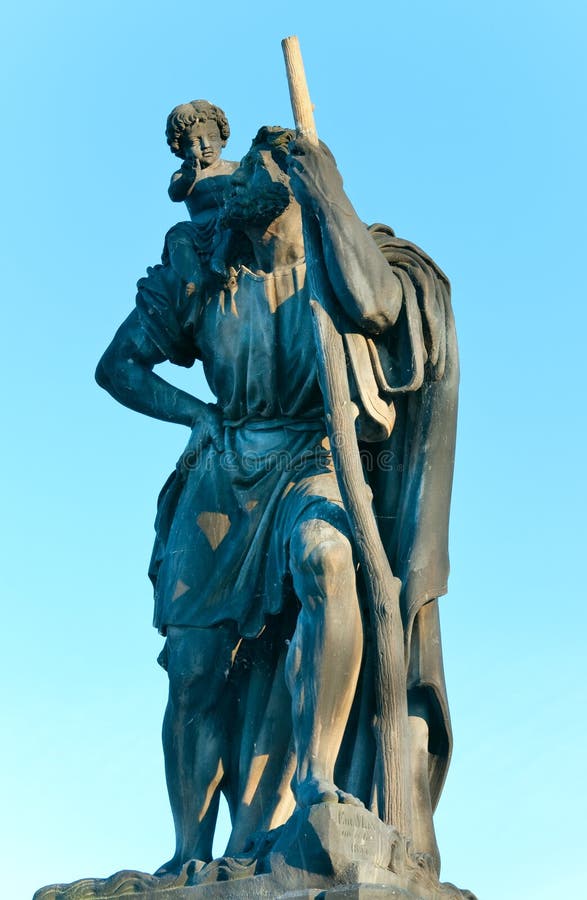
[223,148,292,230]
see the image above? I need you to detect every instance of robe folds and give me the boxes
[134,222,458,846]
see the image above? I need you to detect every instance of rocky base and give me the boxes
[34,804,476,900]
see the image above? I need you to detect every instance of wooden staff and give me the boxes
[281,35,413,838]
[281,36,318,145]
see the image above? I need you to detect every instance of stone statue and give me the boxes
[35,44,475,900]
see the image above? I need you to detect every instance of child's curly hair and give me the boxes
[165,100,230,159]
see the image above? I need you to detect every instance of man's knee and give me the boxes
[291,519,355,587]
[167,662,208,713]
[165,626,234,714]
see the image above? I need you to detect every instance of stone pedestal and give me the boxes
[34,804,476,900]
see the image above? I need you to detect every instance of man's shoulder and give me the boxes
[135,263,200,368]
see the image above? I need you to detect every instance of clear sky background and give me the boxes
[1,2,585,898]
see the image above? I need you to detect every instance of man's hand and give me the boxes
[183,403,224,462]
[286,137,402,333]
[287,137,344,212]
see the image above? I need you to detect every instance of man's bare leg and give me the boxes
[408,692,440,874]
[156,623,239,875]
[286,518,364,807]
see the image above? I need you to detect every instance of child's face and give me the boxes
[182,118,223,167]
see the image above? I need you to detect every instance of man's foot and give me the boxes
[295,775,364,808]
[154,856,181,877]
[153,857,205,879]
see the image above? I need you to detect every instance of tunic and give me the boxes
[136,260,348,637]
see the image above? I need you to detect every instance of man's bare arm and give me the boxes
[288,140,403,333]
[96,310,209,428]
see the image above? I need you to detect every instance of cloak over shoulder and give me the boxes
[343,223,459,809]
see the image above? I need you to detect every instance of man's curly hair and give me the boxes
[166,100,230,159]
[250,126,296,173]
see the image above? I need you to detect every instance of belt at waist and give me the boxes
[223,415,325,432]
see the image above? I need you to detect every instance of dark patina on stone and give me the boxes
[35,38,474,900]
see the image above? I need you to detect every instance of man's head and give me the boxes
[223,126,296,231]
[166,100,230,167]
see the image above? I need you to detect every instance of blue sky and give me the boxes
[1,2,585,898]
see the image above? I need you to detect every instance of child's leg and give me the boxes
[168,240,202,287]
[165,223,204,289]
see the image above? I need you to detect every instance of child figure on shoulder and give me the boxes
[164,100,238,296]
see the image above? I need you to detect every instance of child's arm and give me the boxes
[168,159,199,202]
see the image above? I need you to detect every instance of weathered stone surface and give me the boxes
[266,804,471,899]
[35,36,474,900]
[35,804,476,900]
[267,803,405,890]
[33,878,466,900]
[35,879,474,900]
